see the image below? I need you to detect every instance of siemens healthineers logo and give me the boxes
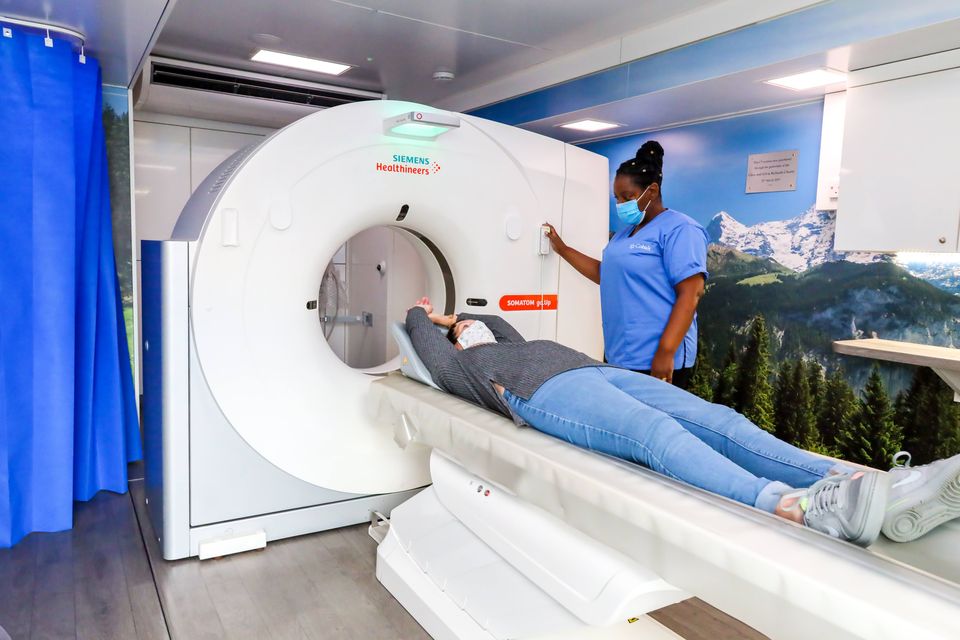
[376,154,442,176]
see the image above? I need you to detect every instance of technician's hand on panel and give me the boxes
[547,141,709,388]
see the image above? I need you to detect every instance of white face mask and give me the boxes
[457,321,497,349]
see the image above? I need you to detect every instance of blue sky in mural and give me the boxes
[582,101,823,231]
[102,85,128,115]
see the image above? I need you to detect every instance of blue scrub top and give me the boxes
[600,209,709,371]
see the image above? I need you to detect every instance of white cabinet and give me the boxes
[835,55,960,253]
[133,123,264,252]
[133,121,192,250]
[133,118,268,391]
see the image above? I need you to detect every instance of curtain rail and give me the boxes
[0,15,86,43]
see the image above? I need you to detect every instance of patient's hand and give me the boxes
[429,313,458,328]
[412,296,433,315]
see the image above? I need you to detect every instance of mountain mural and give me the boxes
[701,207,960,393]
[707,207,887,272]
[895,256,960,295]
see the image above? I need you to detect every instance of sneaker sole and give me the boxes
[882,458,960,543]
[850,471,890,547]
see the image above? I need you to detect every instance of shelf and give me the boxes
[833,338,960,401]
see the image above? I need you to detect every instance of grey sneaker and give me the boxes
[784,471,889,547]
[882,451,960,542]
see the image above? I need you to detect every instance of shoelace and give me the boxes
[892,450,912,469]
[804,476,845,518]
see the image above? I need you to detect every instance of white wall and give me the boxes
[343,228,428,369]
[815,92,846,212]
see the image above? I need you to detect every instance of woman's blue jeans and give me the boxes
[503,367,844,512]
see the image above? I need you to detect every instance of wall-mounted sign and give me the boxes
[746,150,798,193]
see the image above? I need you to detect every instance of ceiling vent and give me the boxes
[133,57,384,128]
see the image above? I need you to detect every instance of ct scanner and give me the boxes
[141,100,960,640]
[140,98,606,559]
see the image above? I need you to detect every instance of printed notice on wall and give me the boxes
[745,150,798,193]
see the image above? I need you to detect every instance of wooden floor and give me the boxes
[0,480,767,640]
[129,482,428,640]
[0,484,167,640]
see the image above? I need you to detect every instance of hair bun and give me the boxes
[636,140,664,167]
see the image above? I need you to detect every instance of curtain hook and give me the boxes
[44,28,53,48]
[79,44,86,64]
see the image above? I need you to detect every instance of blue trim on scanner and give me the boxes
[140,241,167,538]
[469,0,960,126]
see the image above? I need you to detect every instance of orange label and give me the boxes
[499,294,558,311]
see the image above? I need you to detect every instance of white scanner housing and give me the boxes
[141,100,608,559]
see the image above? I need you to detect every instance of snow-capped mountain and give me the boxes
[895,258,960,295]
[706,207,887,272]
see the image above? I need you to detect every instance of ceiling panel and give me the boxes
[0,0,169,85]
[519,16,960,145]
[845,17,960,71]
[328,0,710,51]
[521,54,838,144]
[152,0,719,102]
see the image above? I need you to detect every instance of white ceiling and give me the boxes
[523,55,842,145]
[522,17,960,145]
[0,0,170,85]
[152,0,718,103]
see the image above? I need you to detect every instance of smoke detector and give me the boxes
[432,69,455,82]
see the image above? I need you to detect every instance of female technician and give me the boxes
[545,141,709,388]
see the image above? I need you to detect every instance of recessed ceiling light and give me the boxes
[559,119,622,132]
[251,49,351,76]
[764,68,847,91]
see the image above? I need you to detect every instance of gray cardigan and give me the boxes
[405,307,604,418]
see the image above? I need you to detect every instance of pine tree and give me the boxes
[714,342,739,407]
[733,316,775,433]
[807,361,825,422]
[688,360,715,402]
[773,360,816,447]
[939,416,960,461]
[837,365,903,468]
[790,360,817,448]
[896,370,925,462]
[898,367,960,465]
[817,367,856,449]
[773,361,794,440]
[687,334,716,401]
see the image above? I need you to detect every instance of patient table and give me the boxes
[372,374,960,640]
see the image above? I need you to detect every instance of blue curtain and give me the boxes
[0,27,141,547]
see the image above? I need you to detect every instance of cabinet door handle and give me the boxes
[939,236,947,244]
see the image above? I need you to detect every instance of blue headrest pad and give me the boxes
[390,322,442,390]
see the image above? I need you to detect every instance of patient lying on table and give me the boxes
[405,297,960,547]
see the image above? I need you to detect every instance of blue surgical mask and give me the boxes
[615,186,651,225]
